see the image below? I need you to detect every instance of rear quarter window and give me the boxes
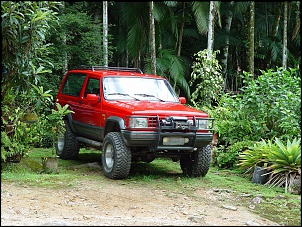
[62,73,86,96]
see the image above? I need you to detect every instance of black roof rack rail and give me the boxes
[77,65,143,74]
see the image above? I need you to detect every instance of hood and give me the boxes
[104,100,209,118]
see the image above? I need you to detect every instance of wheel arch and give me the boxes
[65,113,76,132]
[103,116,125,138]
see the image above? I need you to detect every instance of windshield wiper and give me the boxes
[107,93,140,100]
[134,94,165,102]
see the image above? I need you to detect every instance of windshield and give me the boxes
[103,77,179,102]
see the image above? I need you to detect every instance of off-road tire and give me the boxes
[56,120,80,160]
[180,145,212,177]
[102,132,131,179]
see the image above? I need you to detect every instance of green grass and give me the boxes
[1,147,301,226]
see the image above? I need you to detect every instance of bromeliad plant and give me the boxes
[237,137,301,193]
[265,137,301,193]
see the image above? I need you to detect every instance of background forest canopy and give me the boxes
[1,1,300,102]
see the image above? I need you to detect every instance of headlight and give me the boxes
[197,119,209,129]
[129,117,148,128]
[187,118,213,130]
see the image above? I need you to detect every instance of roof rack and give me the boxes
[77,65,143,74]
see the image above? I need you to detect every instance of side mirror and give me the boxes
[86,94,100,104]
[179,97,186,104]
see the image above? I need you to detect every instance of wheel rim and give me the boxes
[105,144,114,170]
[57,134,65,153]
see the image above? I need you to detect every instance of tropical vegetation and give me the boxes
[1,1,301,194]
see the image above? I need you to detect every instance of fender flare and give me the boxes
[102,116,126,138]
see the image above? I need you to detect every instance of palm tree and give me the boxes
[219,1,249,91]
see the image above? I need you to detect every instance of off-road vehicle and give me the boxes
[55,66,214,179]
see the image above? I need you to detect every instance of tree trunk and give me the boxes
[63,34,68,75]
[103,1,108,67]
[207,1,215,58]
[282,1,288,70]
[267,2,282,68]
[247,1,255,76]
[149,1,156,74]
[292,1,300,41]
[62,2,68,75]
[177,2,185,57]
[221,1,234,91]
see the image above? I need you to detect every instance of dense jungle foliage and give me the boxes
[1,1,301,193]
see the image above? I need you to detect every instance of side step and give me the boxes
[76,137,102,148]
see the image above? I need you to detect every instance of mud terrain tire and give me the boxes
[180,145,212,177]
[56,120,80,160]
[102,132,132,179]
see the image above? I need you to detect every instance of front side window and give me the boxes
[103,77,179,102]
[84,78,100,97]
[62,73,86,96]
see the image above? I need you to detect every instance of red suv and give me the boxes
[55,66,214,179]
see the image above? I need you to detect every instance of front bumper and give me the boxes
[121,130,213,150]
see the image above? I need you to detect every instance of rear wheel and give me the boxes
[180,145,212,177]
[56,120,79,160]
[102,132,131,179]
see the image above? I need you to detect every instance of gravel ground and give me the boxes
[1,178,280,226]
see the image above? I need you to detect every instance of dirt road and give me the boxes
[1,178,280,226]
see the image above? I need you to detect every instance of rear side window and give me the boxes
[62,73,86,96]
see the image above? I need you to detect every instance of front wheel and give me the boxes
[180,145,212,177]
[102,132,131,179]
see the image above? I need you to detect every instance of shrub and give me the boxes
[189,49,224,108]
[213,140,255,168]
[205,67,301,145]
[1,107,34,162]
[204,94,254,145]
[239,67,301,141]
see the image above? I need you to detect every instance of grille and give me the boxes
[148,117,158,127]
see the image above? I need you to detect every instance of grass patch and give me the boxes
[1,147,301,226]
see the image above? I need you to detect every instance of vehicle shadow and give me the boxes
[75,151,183,179]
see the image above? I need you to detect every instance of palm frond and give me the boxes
[156,49,190,98]
[190,2,209,35]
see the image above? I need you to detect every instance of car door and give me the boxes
[76,76,104,140]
